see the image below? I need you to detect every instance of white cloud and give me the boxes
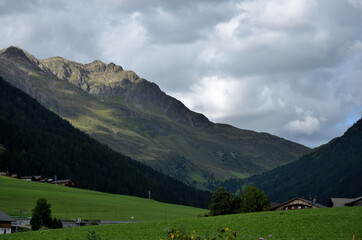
[0,0,361,147]
[284,108,322,135]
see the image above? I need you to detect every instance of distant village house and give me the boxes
[52,179,75,187]
[272,197,326,211]
[0,210,12,234]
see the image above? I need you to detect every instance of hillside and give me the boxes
[0,46,311,185]
[2,206,362,239]
[0,77,211,208]
[0,176,207,220]
[222,118,362,205]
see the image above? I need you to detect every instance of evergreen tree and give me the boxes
[57,218,63,228]
[32,198,52,228]
[30,212,41,231]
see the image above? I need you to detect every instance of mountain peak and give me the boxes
[1,46,28,59]
[0,46,39,67]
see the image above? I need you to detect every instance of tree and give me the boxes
[209,187,234,216]
[30,212,41,231]
[31,198,52,229]
[238,186,270,213]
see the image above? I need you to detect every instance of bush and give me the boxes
[88,230,101,240]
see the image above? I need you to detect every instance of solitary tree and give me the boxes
[31,198,52,229]
[209,187,234,216]
[238,186,270,213]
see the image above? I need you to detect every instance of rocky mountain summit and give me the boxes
[0,46,311,187]
[41,56,210,128]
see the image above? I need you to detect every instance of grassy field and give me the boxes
[2,206,361,239]
[0,176,207,221]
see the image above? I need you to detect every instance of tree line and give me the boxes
[209,186,270,216]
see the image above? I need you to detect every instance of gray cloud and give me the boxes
[1,0,361,147]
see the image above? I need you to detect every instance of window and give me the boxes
[298,206,302,209]
[285,207,288,210]
[291,206,295,209]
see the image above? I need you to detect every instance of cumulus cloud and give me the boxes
[0,0,361,147]
[284,107,322,135]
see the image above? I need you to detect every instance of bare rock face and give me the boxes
[39,56,211,128]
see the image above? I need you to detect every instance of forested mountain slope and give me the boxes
[221,118,362,205]
[0,77,211,208]
[0,46,310,185]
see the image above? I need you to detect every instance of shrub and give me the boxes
[88,230,101,240]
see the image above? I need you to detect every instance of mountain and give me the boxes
[0,76,211,208]
[0,46,311,186]
[221,118,362,205]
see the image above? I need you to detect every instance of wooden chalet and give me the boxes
[272,197,326,211]
[19,176,32,181]
[53,179,75,187]
[10,174,18,179]
[328,197,362,207]
[0,210,12,234]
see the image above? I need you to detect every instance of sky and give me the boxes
[1,0,361,148]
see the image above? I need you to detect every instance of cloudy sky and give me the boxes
[1,0,362,147]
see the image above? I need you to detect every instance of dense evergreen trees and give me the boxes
[219,118,362,205]
[0,77,211,208]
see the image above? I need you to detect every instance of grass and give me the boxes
[191,174,207,183]
[2,206,361,239]
[0,176,207,221]
[231,171,248,179]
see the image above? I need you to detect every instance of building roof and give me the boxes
[328,198,355,207]
[0,210,12,222]
[270,202,280,209]
[272,197,326,210]
[345,197,362,206]
[20,176,32,179]
[54,179,73,183]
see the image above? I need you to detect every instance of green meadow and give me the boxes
[1,176,362,239]
[2,206,362,240]
[0,176,207,221]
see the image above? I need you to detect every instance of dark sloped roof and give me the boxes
[328,198,355,207]
[0,210,12,222]
[346,196,362,206]
[270,202,280,208]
